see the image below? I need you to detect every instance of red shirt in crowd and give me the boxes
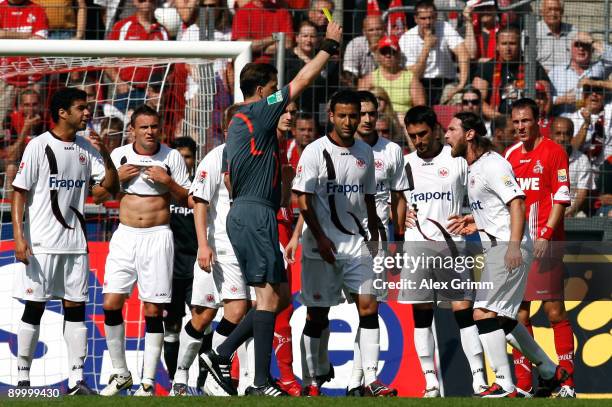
[0,0,48,86]
[505,137,571,241]
[107,15,169,87]
[231,1,293,64]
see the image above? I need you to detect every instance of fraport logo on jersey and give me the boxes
[409,191,452,203]
[48,177,87,191]
[326,182,364,195]
[470,200,484,210]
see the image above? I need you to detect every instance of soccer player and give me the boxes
[344,90,408,396]
[504,98,575,398]
[101,105,190,396]
[399,106,487,397]
[163,137,199,384]
[293,89,396,397]
[445,111,568,398]
[12,87,118,394]
[203,21,343,397]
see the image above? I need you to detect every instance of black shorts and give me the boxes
[227,199,287,285]
[165,277,193,321]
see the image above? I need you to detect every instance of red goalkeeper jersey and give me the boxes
[505,137,571,241]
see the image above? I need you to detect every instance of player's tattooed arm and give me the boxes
[11,187,31,265]
[297,192,336,264]
[505,197,526,271]
[193,196,214,272]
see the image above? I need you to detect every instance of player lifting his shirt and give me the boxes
[101,105,191,396]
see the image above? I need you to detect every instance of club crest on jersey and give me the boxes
[206,294,215,303]
[533,160,544,174]
[558,169,568,182]
[356,159,366,169]
[502,175,514,187]
[266,90,284,105]
[438,167,449,178]
[297,165,303,174]
[79,153,87,165]
[374,159,384,170]
[199,170,208,183]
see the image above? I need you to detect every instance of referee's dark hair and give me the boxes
[240,63,278,98]
[404,105,438,131]
[329,89,361,113]
[511,97,539,121]
[357,90,379,110]
[454,111,493,151]
[170,137,197,156]
[130,104,161,127]
[50,87,88,123]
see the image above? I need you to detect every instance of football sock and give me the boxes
[301,319,323,386]
[454,309,486,392]
[273,303,296,382]
[348,328,363,389]
[213,318,237,352]
[217,309,254,358]
[64,321,87,387]
[413,307,437,389]
[253,310,276,387]
[142,316,164,386]
[163,330,179,380]
[174,320,203,385]
[552,319,575,386]
[510,320,534,391]
[359,314,380,386]
[17,321,40,382]
[104,309,129,376]
[506,322,556,380]
[317,324,331,377]
[477,318,514,391]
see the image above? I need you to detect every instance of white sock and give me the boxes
[459,325,487,392]
[104,323,129,376]
[245,337,255,386]
[316,327,330,376]
[142,332,164,386]
[64,321,87,387]
[212,330,228,353]
[414,327,438,389]
[236,337,254,394]
[359,327,380,386]
[301,334,319,386]
[506,323,556,379]
[479,328,514,391]
[174,324,203,385]
[348,328,363,389]
[17,321,40,382]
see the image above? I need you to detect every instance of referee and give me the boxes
[204,20,343,397]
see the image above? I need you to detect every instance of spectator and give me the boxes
[370,85,404,142]
[231,0,293,64]
[287,111,318,170]
[0,0,49,120]
[463,0,499,61]
[106,0,170,111]
[280,20,339,123]
[343,15,384,80]
[359,35,426,118]
[376,114,404,148]
[459,86,490,135]
[550,32,611,116]
[36,0,86,39]
[399,0,469,105]
[566,83,612,173]
[176,0,232,42]
[491,114,515,153]
[550,116,594,217]
[595,156,612,217]
[535,82,553,138]
[536,0,576,73]
[307,0,333,37]
[472,25,551,118]
[99,116,125,152]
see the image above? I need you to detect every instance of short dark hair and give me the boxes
[454,111,488,138]
[552,116,574,135]
[295,111,315,123]
[329,89,361,113]
[511,97,539,121]
[492,114,509,131]
[404,105,437,130]
[50,87,88,123]
[170,136,197,156]
[130,104,160,127]
[415,0,436,13]
[496,24,521,39]
[298,20,317,33]
[240,63,278,98]
[357,90,379,110]
[461,86,482,100]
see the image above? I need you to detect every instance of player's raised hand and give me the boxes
[144,165,172,185]
[504,242,523,272]
[14,237,31,265]
[325,20,342,43]
[117,164,140,183]
[317,235,337,265]
[197,244,214,272]
[85,130,106,153]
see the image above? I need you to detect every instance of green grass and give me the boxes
[2,397,611,407]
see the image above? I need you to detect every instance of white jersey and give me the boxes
[12,131,106,254]
[292,136,376,260]
[370,136,410,235]
[467,151,528,242]
[111,143,190,195]
[190,144,235,258]
[404,145,467,242]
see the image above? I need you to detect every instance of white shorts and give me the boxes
[473,244,530,319]
[298,256,375,307]
[191,262,221,309]
[103,224,174,303]
[213,256,254,301]
[13,253,89,302]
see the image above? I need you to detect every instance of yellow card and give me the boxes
[322,7,333,23]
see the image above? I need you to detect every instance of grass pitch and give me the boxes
[2,397,611,407]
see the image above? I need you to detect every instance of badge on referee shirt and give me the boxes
[267,90,284,105]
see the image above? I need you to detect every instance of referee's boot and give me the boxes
[202,350,237,396]
[315,363,335,388]
[245,379,287,397]
[535,365,570,398]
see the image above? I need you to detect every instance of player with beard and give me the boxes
[445,111,569,398]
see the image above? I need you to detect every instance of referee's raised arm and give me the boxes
[288,21,342,100]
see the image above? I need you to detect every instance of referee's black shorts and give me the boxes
[227,198,287,286]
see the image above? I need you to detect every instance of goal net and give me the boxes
[0,40,251,393]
